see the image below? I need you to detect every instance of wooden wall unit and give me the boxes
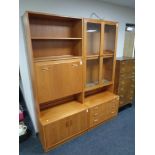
[23,11,119,152]
[114,57,135,107]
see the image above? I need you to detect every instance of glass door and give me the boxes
[86,22,101,57]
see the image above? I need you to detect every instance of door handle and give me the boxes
[72,64,78,67]
[70,120,72,126]
[41,67,49,71]
[66,121,69,127]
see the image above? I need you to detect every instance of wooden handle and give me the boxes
[41,67,49,71]
[70,120,72,126]
[72,64,78,67]
[66,121,69,127]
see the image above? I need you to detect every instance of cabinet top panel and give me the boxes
[84,91,119,108]
[25,11,82,21]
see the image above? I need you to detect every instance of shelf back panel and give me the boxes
[104,25,116,52]
[87,23,101,56]
[29,16,82,38]
[86,59,99,88]
[102,57,114,82]
[32,40,82,58]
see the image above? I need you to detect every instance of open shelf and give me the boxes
[86,55,99,60]
[84,91,118,107]
[103,25,116,54]
[32,39,82,58]
[40,101,86,125]
[29,13,82,38]
[86,58,99,89]
[31,37,82,40]
[34,55,81,62]
[86,23,101,56]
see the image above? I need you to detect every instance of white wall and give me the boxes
[19,0,135,132]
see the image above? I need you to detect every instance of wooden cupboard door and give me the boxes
[69,110,88,136]
[44,118,69,149]
[49,60,83,100]
[35,64,52,103]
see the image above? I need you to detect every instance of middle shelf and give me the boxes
[32,39,82,58]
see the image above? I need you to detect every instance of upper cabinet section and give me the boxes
[103,24,116,57]
[86,22,101,56]
[25,12,83,61]
[28,12,83,39]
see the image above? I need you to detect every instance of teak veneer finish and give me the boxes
[114,57,135,107]
[23,11,119,152]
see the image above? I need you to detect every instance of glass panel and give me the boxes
[103,25,116,57]
[102,57,113,85]
[86,59,99,88]
[87,23,101,56]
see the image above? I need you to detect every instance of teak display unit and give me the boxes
[23,11,119,152]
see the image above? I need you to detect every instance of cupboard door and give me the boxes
[44,118,69,149]
[69,110,88,136]
[35,59,83,103]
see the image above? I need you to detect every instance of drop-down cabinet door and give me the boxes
[35,59,83,103]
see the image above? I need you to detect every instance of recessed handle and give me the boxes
[41,67,49,71]
[94,119,98,122]
[72,63,78,67]
[66,121,69,127]
[70,120,72,126]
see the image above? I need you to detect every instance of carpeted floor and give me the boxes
[19,105,135,155]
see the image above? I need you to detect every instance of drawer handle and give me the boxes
[94,113,98,116]
[72,64,78,67]
[70,120,72,126]
[94,106,99,110]
[41,67,49,71]
[94,119,98,122]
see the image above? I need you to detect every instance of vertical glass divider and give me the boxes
[99,23,104,85]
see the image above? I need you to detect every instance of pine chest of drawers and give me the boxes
[114,57,135,107]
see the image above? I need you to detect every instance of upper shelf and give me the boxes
[31,37,82,40]
[34,55,82,62]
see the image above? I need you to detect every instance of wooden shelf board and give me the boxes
[101,80,113,86]
[102,50,114,58]
[103,55,114,59]
[34,55,82,62]
[84,91,118,108]
[31,37,82,40]
[40,101,87,126]
[86,55,99,60]
[85,82,100,92]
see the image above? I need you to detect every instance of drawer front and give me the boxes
[89,98,119,127]
[89,105,102,127]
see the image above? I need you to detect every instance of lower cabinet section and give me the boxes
[39,92,119,152]
[40,110,88,151]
